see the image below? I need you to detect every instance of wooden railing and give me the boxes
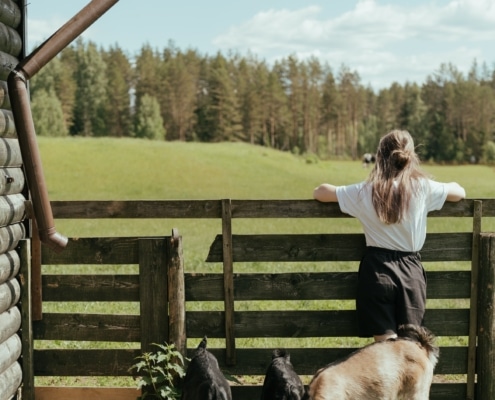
[20,199,495,399]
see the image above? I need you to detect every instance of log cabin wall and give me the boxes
[0,0,27,398]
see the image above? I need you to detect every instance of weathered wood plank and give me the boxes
[35,387,139,400]
[31,346,465,378]
[41,237,140,264]
[199,346,467,376]
[41,274,140,301]
[167,229,186,355]
[185,309,469,338]
[477,233,495,399]
[33,349,139,376]
[19,239,35,399]
[32,308,469,343]
[206,233,472,262]
[221,199,236,365]
[183,271,470,301]
[51,200,223,219]
[49,199,495,219]
[230,383,468,400]
[139,238,169,352]
[32,313,140,342]
[40,270,469,303]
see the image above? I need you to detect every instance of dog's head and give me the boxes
[260,349,307,400]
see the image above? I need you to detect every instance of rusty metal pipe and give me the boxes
[7,0,119,251]
[8,72,67,252]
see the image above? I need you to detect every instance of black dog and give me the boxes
[260,349,307,400]
[181,336,232,400]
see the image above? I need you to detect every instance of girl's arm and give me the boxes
[313,183,338,202]
[445,182,466,202]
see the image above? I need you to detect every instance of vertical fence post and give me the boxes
[221,199,236,366]
[167,229,186,357]
[467,200,482,400]
[19,239,34,399]
[477,232,495,399]
[139,238,169,353]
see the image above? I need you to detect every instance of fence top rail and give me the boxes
[50,198,494,219]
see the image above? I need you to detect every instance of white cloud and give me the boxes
[212,0,495,89]
[27,17,95,52]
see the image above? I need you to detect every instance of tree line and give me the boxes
[30,38,495,163]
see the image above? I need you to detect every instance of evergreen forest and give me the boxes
[29,38,495,164]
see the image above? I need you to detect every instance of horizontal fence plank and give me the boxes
[186,309,469,338]
[42,237,141,264]
[35,387,139,400]
[230,383,468,400]
[49,199,495,219]
[33,313,140,342]
[206,233,473,262]
[33,349,139,376]
[42,275,140,302]
[51,200,223,219]
[32,346,466,378]
[200,346,467,376]
[184,271,471,301]
[41,271,470,303]
[32,308,469,342]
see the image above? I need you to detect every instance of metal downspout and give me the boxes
[7,0,119,252]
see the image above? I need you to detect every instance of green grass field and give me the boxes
[35,137,495,387]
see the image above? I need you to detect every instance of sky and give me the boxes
[26,0,495,91]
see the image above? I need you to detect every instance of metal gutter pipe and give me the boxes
[7,0,119,252]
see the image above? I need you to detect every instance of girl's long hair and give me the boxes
[367,130,429,224]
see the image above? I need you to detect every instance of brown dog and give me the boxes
[307,325,439,400]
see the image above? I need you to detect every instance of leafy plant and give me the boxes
[130,342,187,400]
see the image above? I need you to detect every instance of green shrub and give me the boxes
[130,342,187,400]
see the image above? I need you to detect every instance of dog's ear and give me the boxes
[197,336,208,351]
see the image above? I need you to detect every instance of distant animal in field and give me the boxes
[260,349,307,400]
[181,336,232,400]
[362,153,376,168]
[307,324,439,400]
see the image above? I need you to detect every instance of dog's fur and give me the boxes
[307,324,439,400]
[181,336,232,400]
[260,349,307,400]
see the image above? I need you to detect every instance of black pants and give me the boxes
[356,246,426,337]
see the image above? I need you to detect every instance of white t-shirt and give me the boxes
[336,179,448,252]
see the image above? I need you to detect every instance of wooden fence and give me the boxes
[19,199,495,399]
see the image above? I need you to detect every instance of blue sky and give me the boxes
[26,0,495,91]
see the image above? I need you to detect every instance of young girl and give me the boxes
[313,130,465,342]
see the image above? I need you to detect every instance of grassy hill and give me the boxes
[39,136,494,200]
